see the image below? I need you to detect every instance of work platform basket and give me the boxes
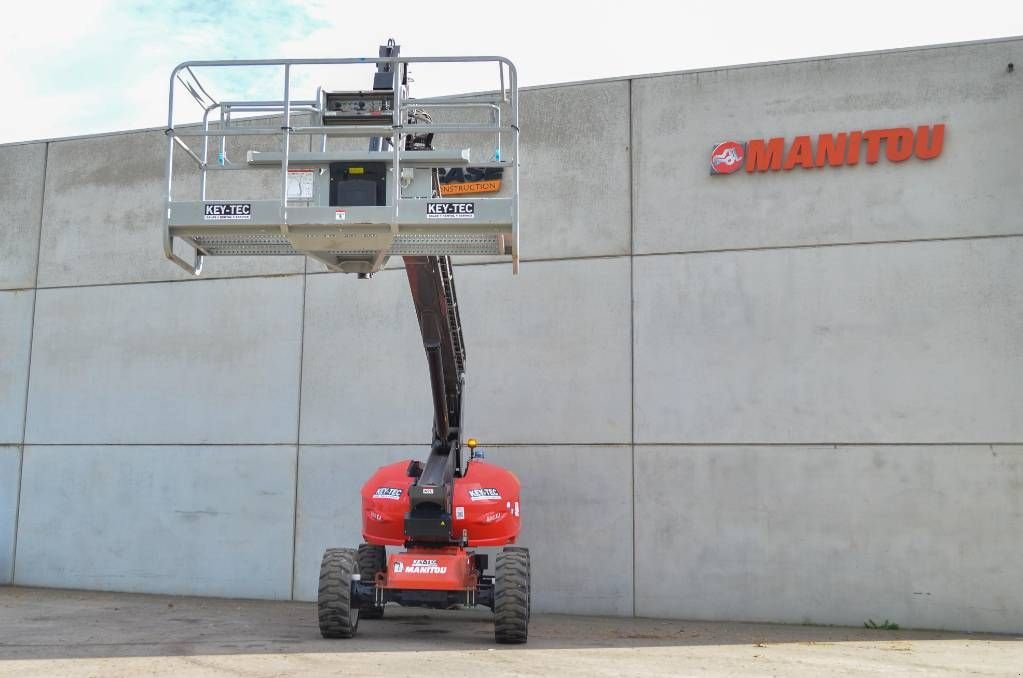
[163,53,519,275]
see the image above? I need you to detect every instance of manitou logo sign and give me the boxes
[710,124,945,175]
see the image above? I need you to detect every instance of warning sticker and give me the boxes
[426,202,475,219]
[203,203,251,220]
[287,169,315,200]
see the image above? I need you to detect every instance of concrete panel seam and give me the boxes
[291,133,315,599]
[18,441,1023,448]
[305,253,632,276]
[298,233,1023,273]
[628,77,638,619]
[632,442,1023,447]
[20,442,310,447]
[290,268,307,600]
[33,271,306,293]
[13,141,48,582]
[10,445,24,583]
[519,35,1023,92]
[634,233,1023,259]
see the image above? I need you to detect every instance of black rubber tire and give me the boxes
[318,547,359,638]
[503,546,530,569]
[357,543,386,619]
[494,547,530,644]
[502,546,531,618]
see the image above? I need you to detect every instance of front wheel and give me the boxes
[357,543,386,619]
[494,547,530,644]
[318,547,359,638]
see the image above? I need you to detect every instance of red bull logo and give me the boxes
[711,124,945,175]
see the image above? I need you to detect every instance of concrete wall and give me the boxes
[1,37,1021,632]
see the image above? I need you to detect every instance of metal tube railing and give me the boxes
[164,54,519,275]
[280,64,292,237]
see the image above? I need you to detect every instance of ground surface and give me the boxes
[0,586,1020,677]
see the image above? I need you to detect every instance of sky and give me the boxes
[0,0,1020,144]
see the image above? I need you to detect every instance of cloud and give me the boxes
[2,0,1021,144]
[0,0,330,143]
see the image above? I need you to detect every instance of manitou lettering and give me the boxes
[711,124,945,175]
[401,558,448,574]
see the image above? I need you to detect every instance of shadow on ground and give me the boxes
[0,586,1018,662]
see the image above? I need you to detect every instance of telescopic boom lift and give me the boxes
[163,40,529,643]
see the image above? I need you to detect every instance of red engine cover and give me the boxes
[361,458,521,546]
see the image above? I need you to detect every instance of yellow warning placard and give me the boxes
[439,179,502,196]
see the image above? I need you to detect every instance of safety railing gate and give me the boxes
[164,53,519,276]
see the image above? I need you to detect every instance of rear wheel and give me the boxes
[494,547,530,644]
[318,548,359,638]
[357,543,386,619]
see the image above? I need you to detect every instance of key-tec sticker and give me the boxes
[426,202,475,219]
[372,487,403,500]
[203,203,252,220]
[468,488,502,501]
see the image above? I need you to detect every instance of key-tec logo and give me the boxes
[710,124,945,175]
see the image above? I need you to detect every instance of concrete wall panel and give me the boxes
[14,445,295,598]
[634,444,1023,633]
[458,259,632,444]
[0,446,20,584]
[301,258,632,445]
[633,39,1023,254]
[292,445,416,601]
[634,238,1023,444]
[0,290,34,444]
[516,82,632,260]
[487,445,633,616]
[36,126,305,288]
[25,277,303,444]
[0,143,46,289]
[300,270,432,445]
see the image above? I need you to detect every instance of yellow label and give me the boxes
[438,179,502,196]
[348,167,365,175]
